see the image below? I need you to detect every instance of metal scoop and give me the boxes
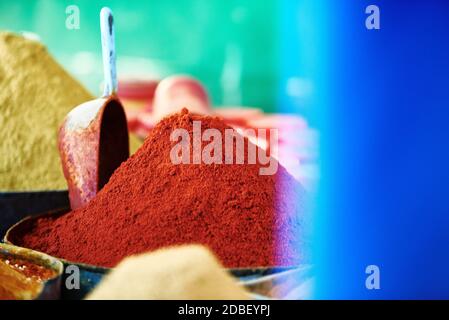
[59,8,129,210]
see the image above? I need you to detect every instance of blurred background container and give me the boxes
[0,0,315,116]
[0,0,320,182]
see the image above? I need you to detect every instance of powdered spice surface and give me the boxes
[18,109,306,268]
[0,32,93,190]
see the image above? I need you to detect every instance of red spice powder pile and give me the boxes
[18,109,307,268]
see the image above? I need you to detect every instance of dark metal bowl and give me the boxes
[4,208,297,299]
[0,191,69,236]
[4,208,108,299]
[0,243,64,300]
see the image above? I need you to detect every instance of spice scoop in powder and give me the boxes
[19,109,307,269]
[59,7,129,210]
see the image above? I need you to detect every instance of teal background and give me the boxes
[0,0,280,112]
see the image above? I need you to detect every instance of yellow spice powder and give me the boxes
[0,32,142,191]
[0,32,94,191]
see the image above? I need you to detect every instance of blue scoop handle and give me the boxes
[100,7,117,97]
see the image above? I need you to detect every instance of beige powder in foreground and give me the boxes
[87,245,250,300]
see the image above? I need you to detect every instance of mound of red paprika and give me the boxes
[18,109,307,268]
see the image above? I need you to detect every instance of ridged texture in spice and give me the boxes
[0,32,93,191]
[19,109,307,268]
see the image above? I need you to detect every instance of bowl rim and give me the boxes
[3,208,110,273]
[4,208,299,275]
[0,242,64,300]
[0,190,68,195]
[0,242,64,277]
